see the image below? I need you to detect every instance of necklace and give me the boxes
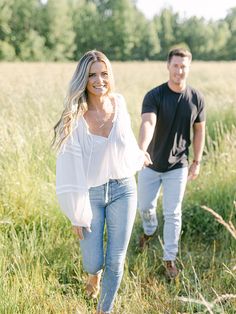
[94,110,114,128]
[91,98,114,129]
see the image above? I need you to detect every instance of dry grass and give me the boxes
[0,61,236,313]
[201,204,236,240]
[177,293,236,313]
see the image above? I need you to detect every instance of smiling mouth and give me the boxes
[94,85,106,89]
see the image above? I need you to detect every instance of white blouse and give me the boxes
[56,93,144,227]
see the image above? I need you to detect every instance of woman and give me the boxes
[53,50,145,314]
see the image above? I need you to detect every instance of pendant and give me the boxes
[99,123,105,129]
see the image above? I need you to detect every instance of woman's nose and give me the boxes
[96,74,103,82]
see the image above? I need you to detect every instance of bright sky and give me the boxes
[136,0,236,20]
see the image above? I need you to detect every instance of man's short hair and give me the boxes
[167,48,192,63]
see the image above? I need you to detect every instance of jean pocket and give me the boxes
[89,185,104,200]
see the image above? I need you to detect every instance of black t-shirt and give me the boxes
[142,82,205,172]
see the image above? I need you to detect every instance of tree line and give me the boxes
[1,0,236,61]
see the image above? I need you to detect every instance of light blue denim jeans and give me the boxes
[79,176,137,313]
[138,167,188,261]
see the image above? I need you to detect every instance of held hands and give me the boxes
[72,226,91,240]
[188,161,201,181]
[143,151,153,167]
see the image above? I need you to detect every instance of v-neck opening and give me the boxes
[82,96,118,139]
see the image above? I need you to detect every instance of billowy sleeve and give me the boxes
[56,135,92,227]
[114,94,145,174]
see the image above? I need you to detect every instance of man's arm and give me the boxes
[138,112,157,166]
[188,121,206,180]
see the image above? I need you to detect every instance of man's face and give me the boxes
[167,56,191,86]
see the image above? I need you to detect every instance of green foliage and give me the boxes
[153,8,178,58]
[71,0,107,59]
[182,121,236,241]
[208,21,231,59]
[0,0,13,40]
[88,0,137,60]
[8,0,37,56]
[19,30,46,61]
[225,8,236,60]
[131,10,160,60]
[0,0,236,60]
[46,0,76,60]
[0,40,15,60]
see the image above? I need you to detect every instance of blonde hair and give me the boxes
[52,50,115,150]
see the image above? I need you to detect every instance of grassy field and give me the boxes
[0,61,236,313]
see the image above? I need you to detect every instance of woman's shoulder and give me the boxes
[110,92,125,104]
[110,93,127,112]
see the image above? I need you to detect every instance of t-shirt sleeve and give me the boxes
[194,93,206,123]
[141,90,159,115]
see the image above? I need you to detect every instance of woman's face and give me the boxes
[86,61,110,97]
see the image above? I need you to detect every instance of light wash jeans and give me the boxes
[80,176,137,313]
[138,167,188,261]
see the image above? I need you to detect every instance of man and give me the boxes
[138,48,206,279]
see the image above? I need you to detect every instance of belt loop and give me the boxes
[105,181,109,203]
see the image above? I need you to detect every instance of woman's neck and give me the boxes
[87,95,109,111]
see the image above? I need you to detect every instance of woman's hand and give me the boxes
[72,226,91,240]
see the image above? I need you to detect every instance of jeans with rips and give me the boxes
[138,167,188,261]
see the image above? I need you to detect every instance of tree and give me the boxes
[89,0,137,60]
[207,21,231,60]
[19,30,46,61]
[71,0,101,60]
[3,0,48,60]
[225,7,236,60]
[0,0,15,60]
[180,17,213,59]
[0,0,235,61]
[0,0,12,40]
[0,40,15,60]
[131,9,160,60]
[44,0,76,60]
[153,8,178,59]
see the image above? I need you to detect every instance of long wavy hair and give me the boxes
[52,50,115,150]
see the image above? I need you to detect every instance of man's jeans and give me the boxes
[80,176,137,313]
[138,167,188,261]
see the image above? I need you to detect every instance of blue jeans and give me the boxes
[138,167,188,261]
[80,176,137,313]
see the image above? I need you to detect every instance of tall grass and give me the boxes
[0,62,235,313]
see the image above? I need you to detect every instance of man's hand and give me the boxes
[72,226,91,240]
[188,162,200,181]
[143,151,153,167]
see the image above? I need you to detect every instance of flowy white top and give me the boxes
[56,93,144,227]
